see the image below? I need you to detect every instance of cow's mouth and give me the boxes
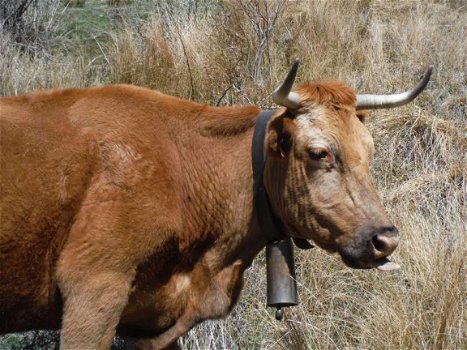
[336,225,401,272]
[340,253,400,272]
[369,257,400,271]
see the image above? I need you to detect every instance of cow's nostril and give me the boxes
[372,235,387,252]
[371,228,399,257]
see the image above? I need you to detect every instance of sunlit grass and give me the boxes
[0,0,465,349]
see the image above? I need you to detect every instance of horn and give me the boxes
[356,67,433,110]
[272,59,301,109]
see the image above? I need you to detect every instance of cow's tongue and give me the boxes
[370,258,400,272]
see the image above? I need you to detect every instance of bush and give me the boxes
[0,0,62,50]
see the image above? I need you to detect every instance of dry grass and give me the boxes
[0,0,465,349]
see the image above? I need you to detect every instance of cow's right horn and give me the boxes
[272,59,301,109]
[356,67,433,110]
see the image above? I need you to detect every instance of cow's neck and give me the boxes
[175,105,268,269]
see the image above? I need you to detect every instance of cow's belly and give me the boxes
[120,259,244,335]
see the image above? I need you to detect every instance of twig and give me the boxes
[216,85,233,106]
[176,27,195,100]
[94,36,110,67]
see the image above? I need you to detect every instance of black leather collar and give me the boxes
[251,110,285,243]
[251,110,315,249]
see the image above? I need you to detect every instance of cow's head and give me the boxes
[264,61,431,271]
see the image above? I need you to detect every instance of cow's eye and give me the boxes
[309,148,334,163]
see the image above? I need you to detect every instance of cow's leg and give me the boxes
[58,269,135,350]
[56,202,179,350]
[56,212,178,349]
[56,207,139,350]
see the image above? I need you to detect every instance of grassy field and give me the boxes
[0,0,465,349]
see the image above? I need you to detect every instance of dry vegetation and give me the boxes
[0,0,465,349]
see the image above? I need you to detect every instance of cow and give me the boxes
[0,61,431,349]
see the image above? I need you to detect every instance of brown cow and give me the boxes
[0,62,431,349]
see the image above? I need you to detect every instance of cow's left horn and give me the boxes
[272,59,301,109]
[356,67,433,110]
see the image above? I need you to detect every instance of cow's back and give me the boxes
[0,90,99,331]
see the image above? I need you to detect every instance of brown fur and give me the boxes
[0,81,397,349]
[296,80,357,107]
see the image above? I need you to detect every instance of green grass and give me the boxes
[62,1,111,38]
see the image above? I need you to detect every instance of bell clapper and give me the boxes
[275,307,283,321]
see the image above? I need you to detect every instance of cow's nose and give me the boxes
[371,226,399,258]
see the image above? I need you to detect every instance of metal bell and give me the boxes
[266,237,298,320]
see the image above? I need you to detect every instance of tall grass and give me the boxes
[0,0,465,349]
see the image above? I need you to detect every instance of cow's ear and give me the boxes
[267,116,296,159]
[356,110,368,123]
